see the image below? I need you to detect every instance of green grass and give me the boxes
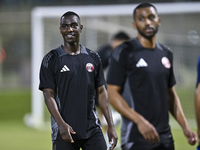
[0,89,198,150]
[0,90,51,150]
[0,90,31,121]
[0,121,51,150]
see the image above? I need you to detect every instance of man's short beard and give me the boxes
[138,27,159,40]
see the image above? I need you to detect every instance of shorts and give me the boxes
[52,132,107,150]
[121,131,174,150]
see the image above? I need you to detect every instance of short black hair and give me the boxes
[133,3,157,20]
[112,31,130,41]
[60,11,81,22]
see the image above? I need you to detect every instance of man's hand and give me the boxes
[137,118,160,144]
[107,126,118,150]
[59,123,76,143]
[183,127,197,145]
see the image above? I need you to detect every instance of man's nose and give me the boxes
[67,26,73,31]
[145,19,151,25]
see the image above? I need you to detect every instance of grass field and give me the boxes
[0,89,198,150]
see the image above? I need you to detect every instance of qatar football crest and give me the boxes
[86,63,94,72]
[161,57,171,69]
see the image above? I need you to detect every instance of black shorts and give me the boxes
[121,131,174,150]
[52,132,107,150]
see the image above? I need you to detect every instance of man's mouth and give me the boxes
[65,33,75,38]
[67,34,73,38]
[145,27,154,33]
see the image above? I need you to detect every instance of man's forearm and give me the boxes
[98,86,114,127]
[43,89,65,126]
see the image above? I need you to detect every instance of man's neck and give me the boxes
[137,35,156,49]
[62,42,81,55]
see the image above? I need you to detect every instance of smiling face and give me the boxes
[133,6,160,40]
[59,15,83,44]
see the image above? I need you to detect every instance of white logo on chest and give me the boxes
[86,63,94,72]
[60,65,70,72]
[161,57,171,69]
[136,58,148,67]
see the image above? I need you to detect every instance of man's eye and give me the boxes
[149,15,155,20]
[71,24,78,28]
[62,25,67,29]
[139,17,144,21]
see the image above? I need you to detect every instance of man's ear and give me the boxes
[80,25,83,32]
[158,18,161,26]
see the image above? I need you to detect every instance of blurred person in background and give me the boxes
[107,2,197,150]
[96,31,130,130]
[39,11,117,150]
[195,55,200,150]
[97,31,130,70]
